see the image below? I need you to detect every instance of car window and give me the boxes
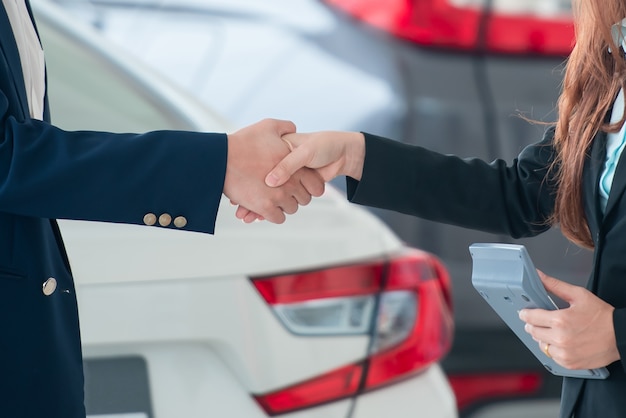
[36,14,190,132]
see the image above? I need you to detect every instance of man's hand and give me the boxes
[223,119,324,224]
[519,270,620,370]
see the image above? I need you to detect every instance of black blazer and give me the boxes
[0,3,227,417]
[347,130,626,418]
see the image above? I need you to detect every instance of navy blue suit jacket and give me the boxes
[347,131,626,418]
[0,2,227,417]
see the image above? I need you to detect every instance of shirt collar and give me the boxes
[611,18,626,51]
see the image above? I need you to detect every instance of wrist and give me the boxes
[344,132,365,180]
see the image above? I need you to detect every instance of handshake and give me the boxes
[223,118,365,224]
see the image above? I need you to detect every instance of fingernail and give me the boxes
[266,173,279,187]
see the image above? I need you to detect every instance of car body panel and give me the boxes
[75,275,371,392]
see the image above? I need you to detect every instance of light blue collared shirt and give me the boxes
[599,89,626,212]
[598,19,626,212]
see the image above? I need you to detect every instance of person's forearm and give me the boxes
[348,131,556,238]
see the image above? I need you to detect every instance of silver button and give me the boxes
[42,278,57,296]
[174,216,187,228]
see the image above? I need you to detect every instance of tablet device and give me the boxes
[469,242,609,379]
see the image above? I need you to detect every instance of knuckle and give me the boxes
[551,313,567,329]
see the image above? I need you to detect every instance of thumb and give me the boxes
[537,270,577,303]
[274,119,297,137]
[265,147,310,187]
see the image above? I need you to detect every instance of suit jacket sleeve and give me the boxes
[0,92,227,234]
[346,128,558,238]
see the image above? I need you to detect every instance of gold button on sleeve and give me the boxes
[143,213,157,226]
[174,216,187,228]
[159,213,172,227]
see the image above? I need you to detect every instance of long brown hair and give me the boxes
[553,0,626,248]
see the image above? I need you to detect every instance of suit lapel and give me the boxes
[23,0,42,47]
[581,132,607,294]
[0,1,31,119]
[583,130,606,235]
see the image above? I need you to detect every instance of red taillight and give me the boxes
[448,372,543,411]
[254,363,365,415]
[323,0,575,56]
[251,250,454,415]
[252,263,383,304]
[367,255,453,388]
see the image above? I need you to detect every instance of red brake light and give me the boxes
[254,363,365,415]
[252,264,383,304]
[448,372,542,411]
[323,0,575,56]
[251,250,454,415]
[366,254,454,388]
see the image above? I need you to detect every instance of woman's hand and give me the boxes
[265,131,366,187]
[519,270,620,370]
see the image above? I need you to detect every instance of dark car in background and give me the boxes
[48,0,584,416]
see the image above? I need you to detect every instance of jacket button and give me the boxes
[42,278,57,296]
[159,213,172,227]
[143,213,157,226]
[174,216,187,228]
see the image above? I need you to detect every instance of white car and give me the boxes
[33,1,458,417]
